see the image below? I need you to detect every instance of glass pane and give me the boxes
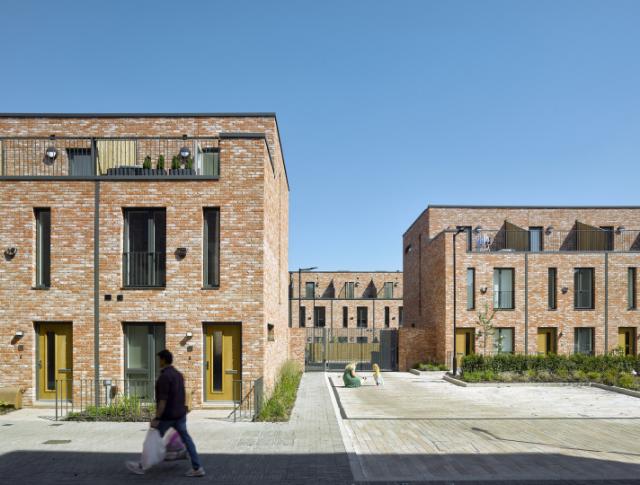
[203,149,220,176]
[305,282,315,298]
[213,331,223,392]
[46,331,56,391]
[204,209,219,287]
[529,228,542,252]
[127,326,149,371]
[494,329,513,353]
[36,209,51,287]
[467,269,474,309]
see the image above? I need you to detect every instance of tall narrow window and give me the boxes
[466,268,475,310]
[305,282,315,298]
[203,208,220,287]
[384,306,390,327]
[493,268,514,310]
[493,328,514,354]
[574,328,594,355]
[313,306,326,327]
[548,268,557,310]
[357,307,368,328]
[35,208,51,288]
[124,323,165,398]
[344,282,355,299]
[299,306,306,328]
[398,307,403,326]
[123,209,166,287]
[202,148,220,176]
[628,268,637,310]
[342,306,348,328]
[574,268,594,309]
[529,227,543,252]
[383,282,394,299]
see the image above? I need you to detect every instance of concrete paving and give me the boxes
[0,373,352,485]
[330,371,640,483]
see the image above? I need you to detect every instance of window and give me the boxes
[344,282,355,299]
[548,268,557,310]
[629,268,637,310]
[466,268,475,310]
[357,307,368,328]
[124,323,165,398]
[384,306,390,327]
[35,208,51,288]
[299,306,306,328]
[574,268,594,309]
[305,282,315,298]
[342,307,348,328]
[461,226,472,251]
[493,268,514,309]
[123,209,166,287]
[529,227,543,252]
[203,208,220,287]
[600,226,614,251]
[202,148,220,176]
[398,306,403,326]
[314,306,326,327]
[574,328,594,355]
[383,282,393,299]
[267,323,275,342]
[493,328,514,354]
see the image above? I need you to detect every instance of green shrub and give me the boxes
[616,374,635,389]
[462,371,482,383]
[414,361,449,371]
[157,155,165,170]
[586,371,601,381]
[143,156,152,170]
[65,395,155,422]
[256,361,302,422]
[171,155,181,170]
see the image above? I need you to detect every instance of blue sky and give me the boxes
[2,1,639,271]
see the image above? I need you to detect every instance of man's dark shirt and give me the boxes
[155,365,187,420]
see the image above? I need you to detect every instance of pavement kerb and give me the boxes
[325,373,366,482]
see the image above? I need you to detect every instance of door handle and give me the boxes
[225,369,238,375]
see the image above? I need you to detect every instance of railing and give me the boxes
[469,229,640,253]
[0,136,220,177]
[231,377,264,422]
[55,378,156,421]
[123,251,166,287]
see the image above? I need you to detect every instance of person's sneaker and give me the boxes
[185,467,206,477]
[125,461,145,475]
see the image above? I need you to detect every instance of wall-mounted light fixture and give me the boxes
[44,146,58,164]
[473,226,482,234]
[616,226,625,234]
[175,247,188,259]
[14,330,24,339]
[4,247,17,260]
[179,146,191,160]
[545,226,554,235]
[561,286,569,294]
[480,286,488,294]
[185,331,193,338]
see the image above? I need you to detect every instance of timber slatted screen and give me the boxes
[576,221,608,251]
[504,221,529,251]
[305,328,398,371]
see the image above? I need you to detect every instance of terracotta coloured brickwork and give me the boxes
[0,115,289,406]
[289,271,403,329]
[403,206,640,364]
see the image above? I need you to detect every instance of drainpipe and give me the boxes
[605,252,609,353]
[94,180,100,406]
[524,252,528,355]
[451,227,466,375]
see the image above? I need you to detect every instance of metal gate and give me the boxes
[305,328,398,371]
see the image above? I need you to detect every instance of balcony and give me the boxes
[123,251,166,288]
[468,223,640,253]
[0,136,220,177]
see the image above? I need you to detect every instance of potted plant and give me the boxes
[171,155,181,175]
[142,156,152,175]
[156,155,165,175]
[184,156,195,175]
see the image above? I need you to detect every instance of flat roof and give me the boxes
[289,270,401,274]
[0,112,276,118]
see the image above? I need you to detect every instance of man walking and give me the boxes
[126,349,205,477]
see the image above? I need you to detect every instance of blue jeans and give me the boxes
[156,415,201,470]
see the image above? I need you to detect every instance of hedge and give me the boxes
[461,353,640,375]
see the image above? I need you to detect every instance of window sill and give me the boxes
[574,308,595,311]
[494,308,515,311]
[121,286,166,291]
[32,286,50,290]
[201,286,220,290]
[547,308,557,311]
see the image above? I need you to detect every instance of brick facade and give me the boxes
[289,271,403,329]
[0,114,289,406]
[403,206,640,364]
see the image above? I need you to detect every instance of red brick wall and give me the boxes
[288,327,306,370]
[398,327,430,371]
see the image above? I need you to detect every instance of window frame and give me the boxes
[356,306,368,328]
[34,208,51,289]
[628,267,637,310]
[344,281,355,299]
[574,327,595,355]
[528,226,544,252]
[493,268,515,310]
[574,268,595,310]
[466,268,475,310]
[342,306,348,328]
[398,306,403,326]
[203,207,220,288]
[548,268,557,310]
[493,327,514,354]
[384,306,390,327]
[313,306,326,328]
[305,282,315,299]
[123,208,167,288]
[383,282,394,299]
[299,306,306,328]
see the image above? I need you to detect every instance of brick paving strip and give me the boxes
[0,373,353,485]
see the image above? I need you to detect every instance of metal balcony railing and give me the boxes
[0,136,220,177]
[123,251,166,287]
[469,229,640,253]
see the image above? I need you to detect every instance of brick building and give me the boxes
[0,113,289,407]
[289,271,403,329]
[403,206,640,366]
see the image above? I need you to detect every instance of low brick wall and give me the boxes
[289,327,306,370]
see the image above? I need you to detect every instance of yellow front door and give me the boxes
[37,323,73,400]
[537,328,557,355]
[618,327,637,355]
[204,324,241,401]
[455,328,475,368]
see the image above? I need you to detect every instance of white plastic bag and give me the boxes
[141,428,166,470]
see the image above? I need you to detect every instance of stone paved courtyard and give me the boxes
[331,371,640,483]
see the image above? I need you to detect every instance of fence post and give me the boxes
[323,327,328,370]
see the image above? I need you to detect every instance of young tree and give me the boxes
[476,302,497,356]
